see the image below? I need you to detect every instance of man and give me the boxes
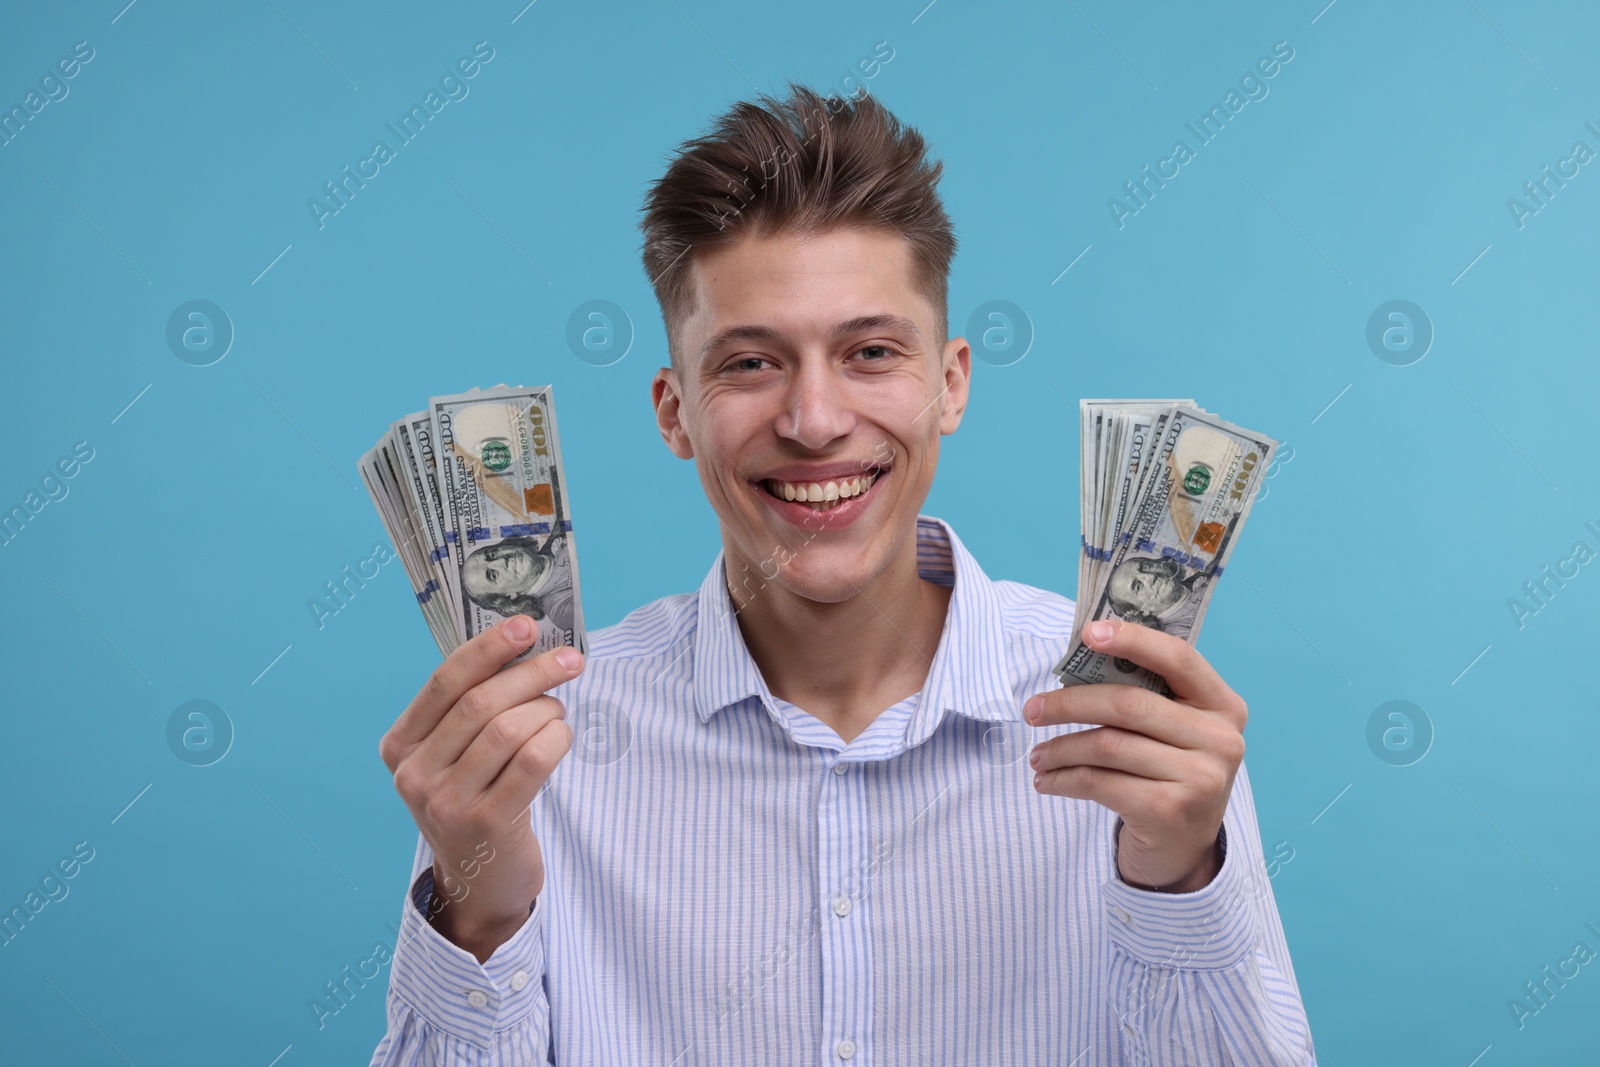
[370,82,1314,1065]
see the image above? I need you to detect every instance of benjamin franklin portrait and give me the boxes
[1104,555,1201,629]
[461,531,576,632]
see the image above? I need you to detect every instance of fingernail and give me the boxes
[1088,621,1114,644]
[555,646,581,670]
[1024,697,1039,722]
[506,616,533,642]
[1029,747,1041,767]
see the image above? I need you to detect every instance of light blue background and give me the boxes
[2,0,1596,1063]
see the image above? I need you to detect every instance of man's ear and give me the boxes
[937,336,972,435]
[651,366,696,459]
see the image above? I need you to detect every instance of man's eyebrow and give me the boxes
[698,313,922,363]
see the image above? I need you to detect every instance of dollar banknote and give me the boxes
[359,385,586,661]
[1056,400,1275,693]
[1072,399,1195,652]
[358,421,456,654]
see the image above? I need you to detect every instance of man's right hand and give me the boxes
[379,615,582,963]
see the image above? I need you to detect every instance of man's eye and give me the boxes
[486,568,498,582]
[1131,579,1142,593]
[731,357,769,372]
[856,344,894,360]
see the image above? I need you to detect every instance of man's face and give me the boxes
[652,226,970,606]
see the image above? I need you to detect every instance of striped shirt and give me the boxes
[370,515,1315,1065]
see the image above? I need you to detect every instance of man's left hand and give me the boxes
[1024,618,1248,893]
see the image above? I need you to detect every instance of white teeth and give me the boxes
[766,469,884,506]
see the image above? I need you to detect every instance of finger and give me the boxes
[1030,726,1188,781]
[1027,683,1207,749]
[482,718,574,812]
[420,643,586,769]
[450,696,568,795]
[1034,760,1174,821]
[386,616,542,756]
[1078,619,1240,712]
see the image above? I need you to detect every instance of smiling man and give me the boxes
[370,83,1314,1065]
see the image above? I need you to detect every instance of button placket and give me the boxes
[818,753,870,1066]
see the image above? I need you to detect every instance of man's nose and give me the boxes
[777,359,854,449]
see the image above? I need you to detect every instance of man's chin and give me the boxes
[765,568,869,607]
[727,541,878,607]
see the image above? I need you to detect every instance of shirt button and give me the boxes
[837,1038,857,1059]
[833,895,852,917]
[1111,904,1132,924]
[833,762,849,775]
[466,990,489,1009]
[510,970,529,992]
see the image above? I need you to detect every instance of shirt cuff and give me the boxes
[1100,817,1261,970]
[386,865,547,1049]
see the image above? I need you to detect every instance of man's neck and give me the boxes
[726,532,953,745]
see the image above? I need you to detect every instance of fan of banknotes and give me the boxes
[1053,400,1277,693]
[358,385,587,661]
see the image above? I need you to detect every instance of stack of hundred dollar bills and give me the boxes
[358,385,586,661]
[1054,400,1276,693]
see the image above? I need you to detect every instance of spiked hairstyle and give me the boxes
[638,82,957,372]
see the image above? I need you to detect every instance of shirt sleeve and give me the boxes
[1098,761,1316,1066]
[368,832,555,1066]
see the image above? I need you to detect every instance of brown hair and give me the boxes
[638,81,957,372]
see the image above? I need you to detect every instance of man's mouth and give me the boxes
[758,467,886,512]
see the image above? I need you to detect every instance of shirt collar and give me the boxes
[691,515,1021,744]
